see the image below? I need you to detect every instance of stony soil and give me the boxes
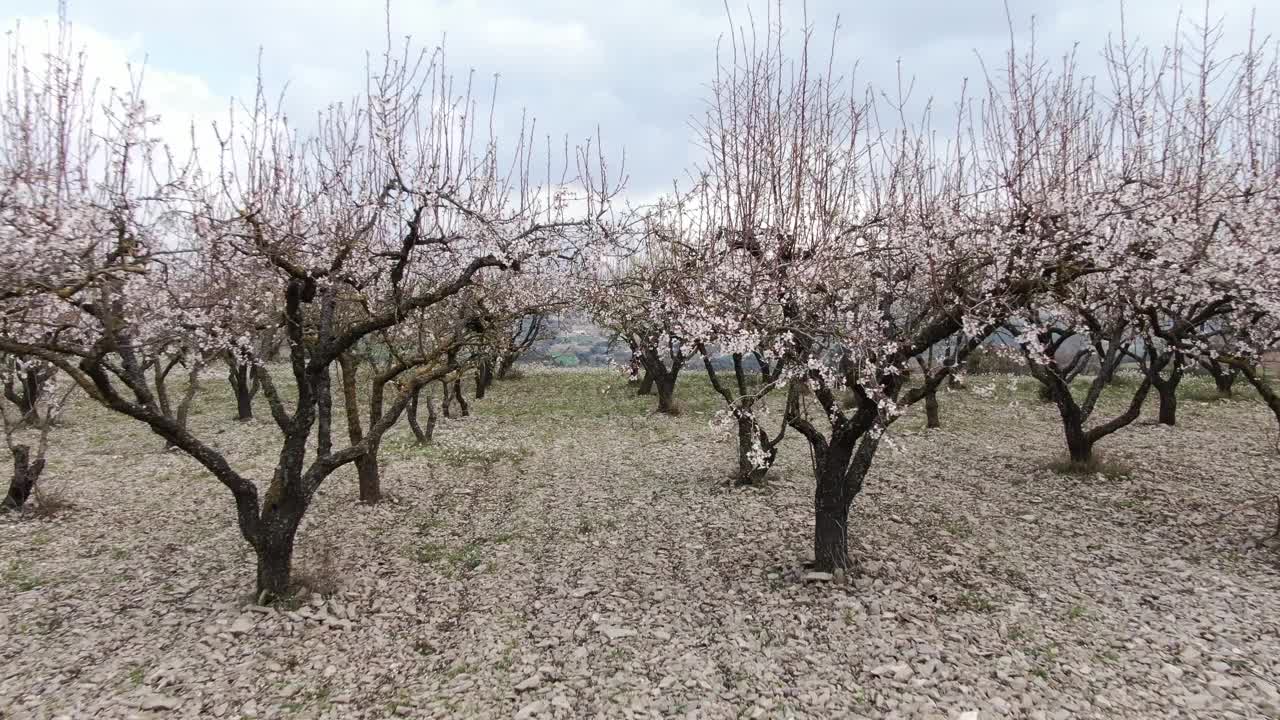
[1,369,1278,719]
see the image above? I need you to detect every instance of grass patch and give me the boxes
[396,443,531,467]
[3,560,43,591]
[1044,453,1132,480]
[954,590,997,613]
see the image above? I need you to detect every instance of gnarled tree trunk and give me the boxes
[655,375,677,414]
[452,379,470,417]
[923,387,940,429]
[407,387,437,444]
[636,367,654,395]
[2,445,45,512]
[228,362,256,421]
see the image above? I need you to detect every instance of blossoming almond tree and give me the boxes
[0,17,617,599]
[678,11,1119,571]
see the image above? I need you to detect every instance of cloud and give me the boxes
[5,0,1276,201]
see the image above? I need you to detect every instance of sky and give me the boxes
[4,0,1276,201]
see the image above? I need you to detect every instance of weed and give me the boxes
[415,542,448,564]
[1045,454,1132,480]
[448,542,485,572]
[30,481,75,518]
[954,591,996,613]
[3,560,41,591]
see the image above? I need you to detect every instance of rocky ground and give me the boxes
[1,369,1278,719]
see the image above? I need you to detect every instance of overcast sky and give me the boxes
[4,1,1276,200]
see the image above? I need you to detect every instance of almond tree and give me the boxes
[0,18,615,599]
[587,250,692,415]
[668,11,1094,570]
[496,312,547,379]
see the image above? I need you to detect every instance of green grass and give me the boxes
[3,560,42,591]
[954,590,996,613]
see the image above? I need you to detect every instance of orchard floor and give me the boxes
[2,368,1279,720]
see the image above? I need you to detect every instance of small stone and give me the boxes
[803,571,834,583]
[1162,664,1184,681]
[1186,693,1213,710]
[139,694,182,711]
[515,673,542,691]
[515,700,548,719]
[600,625,636,640]
[228,615,256,635]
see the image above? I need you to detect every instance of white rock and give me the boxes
[139,694,182,711]
[515,699,548,719]
[600,625,636,640]
[803,571,834,583]
[228,615,256,635]
[514,673,542,691]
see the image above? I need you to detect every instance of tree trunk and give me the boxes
[407,387,436,444]
[812,450,854,571]
[229,363,254,421]
[254,523,298,602]
[441,380,453,419]
[497,353,518,380]
[475,360,492,399]
[1156,382,1178,426]
[357,441,381,504]
[636,368,654,396]
[1066,431,1094,466]
[1238,365,1280,432]
[924,387,940,429]
[1052,392,1093,465]
[656,376,677,414]
[734,416,768,486]
[1213,371,1235,398]
[2,445,45,512]
[453,379,470,417]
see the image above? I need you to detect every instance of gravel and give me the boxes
[1,369,1278,719]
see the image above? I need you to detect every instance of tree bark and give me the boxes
[924,387,941,429]
[475,359,492,399]
[2,445,45,512]
[229,363,255,421]
[254,519,299,601]
[453,379,470,417]
[1065,426,1094,466]
[734,416,768,486]
[655,376,677,414]
[1156,382,1178,426]
[1150,353,1183,426]
[812,440,857,571]
[407,387,436,444]
[441,380,453,418]
[1213,372,1236,398]
[636,367,654,396]
[497,353,518,379]
[356,440,381,504]
[1237,364,1280,431]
